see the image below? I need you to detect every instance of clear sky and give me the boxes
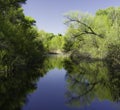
[22,0,120,34]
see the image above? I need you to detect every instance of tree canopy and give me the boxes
[0,0,44,72]
[63,7,120,61]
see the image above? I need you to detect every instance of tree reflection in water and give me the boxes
[107,62,120,102]
[0,55,65,110]
[64,58,120,107]
[0,56,120,110]
[0,59,46,110]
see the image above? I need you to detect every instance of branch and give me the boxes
[65,16,104,38]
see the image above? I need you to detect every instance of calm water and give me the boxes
[0,55,120,110]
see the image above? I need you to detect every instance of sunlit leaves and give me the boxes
[38,31,65,52]
[64,7,120,59]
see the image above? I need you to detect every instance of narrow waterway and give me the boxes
[0,55,120,110]
[22,56,120,110]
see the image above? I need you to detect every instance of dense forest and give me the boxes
[0,0,45,73]
[0,0,120,110]
[0,0,120,73]
[63,8,120,63]
[38,7,120,70]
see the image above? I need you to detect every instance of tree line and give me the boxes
[63,7,120,67]
[37,7,120,67]
[0,0,120,72]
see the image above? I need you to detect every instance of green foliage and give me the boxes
[64,7,120,60]
[0,1,46,107]
[0,0,45,72]
[49,35,65,51]
[38,31,65,53]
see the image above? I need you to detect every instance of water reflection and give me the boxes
[0,60,46,110]
[0,55,120,110]
[64,58,120,107]
[43,55,65,71]
[107,62,120,102]
[0,55,66,110]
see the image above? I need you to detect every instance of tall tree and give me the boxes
[0,0,44,72]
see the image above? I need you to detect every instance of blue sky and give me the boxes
[23,0,120,34]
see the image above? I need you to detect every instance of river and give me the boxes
[0,55,120,110]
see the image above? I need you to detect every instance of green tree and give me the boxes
[64,7,120,59]
[38,31,65,53]
[0,0,45,72]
